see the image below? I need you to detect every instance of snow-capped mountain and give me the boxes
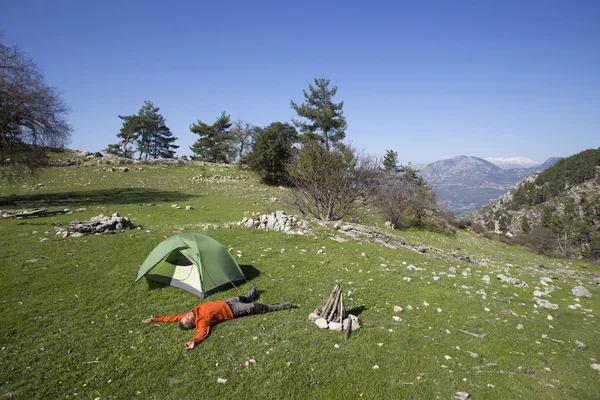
[484,157,540,169]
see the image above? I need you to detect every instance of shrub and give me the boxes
[246,122,297,185]
[377,173,437,229]
[471,223,488,235]
[286,143,382,221]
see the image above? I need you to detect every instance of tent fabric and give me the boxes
[136,232,245,298]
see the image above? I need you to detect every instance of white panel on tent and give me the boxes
[172,262,201,291]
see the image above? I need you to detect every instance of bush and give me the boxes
[246,122,297,185]
[286,143,382,221]
[471,223,488,235]
[377,174,436,229]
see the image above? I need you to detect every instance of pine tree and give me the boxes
[290,78,346,150]
[108,102,177,160]
[190,111,232,163]
[382,150,398,172]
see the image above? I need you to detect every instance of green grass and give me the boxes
[1,162,599,399]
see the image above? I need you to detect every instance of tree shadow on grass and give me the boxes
[0,188,197,208]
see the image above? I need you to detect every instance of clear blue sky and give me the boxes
[2,0,598,164]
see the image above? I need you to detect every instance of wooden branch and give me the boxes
[327,288,341,321]
[344,318,352,340]
[493,297,510,303]
[459,329,487,339]
[320,285,337,316]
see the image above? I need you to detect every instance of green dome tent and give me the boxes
[135,232,245,299]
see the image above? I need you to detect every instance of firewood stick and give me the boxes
[338,292,344,323]
[323,285,339,316]
[344,318,352,340]
[321,285,337,316]
[328,288,341,321]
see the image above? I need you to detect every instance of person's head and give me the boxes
[178,311,195,330]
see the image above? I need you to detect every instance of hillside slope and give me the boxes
[471,148,600,259]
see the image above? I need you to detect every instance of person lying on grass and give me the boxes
[141,284,292,350]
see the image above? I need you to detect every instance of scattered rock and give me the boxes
[572,286,592,298]
[497,274,519,285]
[534,298,559,310]
[575,340,586,348]
[540,277,553,286]
[239,212,309,235]
[481,275,490,284]
[591,364,600,371]
[55,213,139,237]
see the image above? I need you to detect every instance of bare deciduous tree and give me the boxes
[286,143,382,221]
[229,119,257,163]
[0,35,71,178]
[377,172,437,229]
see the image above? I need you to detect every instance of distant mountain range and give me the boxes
[414,156,561,216]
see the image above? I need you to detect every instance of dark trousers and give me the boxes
[224,294,285,318]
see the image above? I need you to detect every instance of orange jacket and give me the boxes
[153,300,234,344]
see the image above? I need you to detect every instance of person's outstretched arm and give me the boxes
[141,314,185,323]
[184,322,211,351]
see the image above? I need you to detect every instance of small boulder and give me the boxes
[572,286,592,298]
[534,298,559,310]
[315,318,329,329]
[329,322,343,332]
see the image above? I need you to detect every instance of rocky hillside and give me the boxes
[471,148,600,260]
[415,155,560,216]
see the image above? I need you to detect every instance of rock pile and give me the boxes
[191,174,248,182]
[240,211,310,234]
[55,213,139,238]
[96,166,144,172]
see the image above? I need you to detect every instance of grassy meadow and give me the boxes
[1,158,599,399]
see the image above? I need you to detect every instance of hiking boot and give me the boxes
[281,301,292,309]
[247,283,257,301]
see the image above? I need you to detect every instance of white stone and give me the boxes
[540,277,553,286]
[392,316,402,322]
[393,306,403,313]
[329,322,343,331]
[591,364,600,371]
[575,340,586,348]
[533,290,545,297]
[343,314,360,330]
[481,275,490,284]
[407,265,422,271]
[314,318,329,329]
[535,298,559,310]
[517,324,523,330]
[572,286,592,298]
[307,313,320,321]
[547,315,553,320]
[497,274,519,285]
